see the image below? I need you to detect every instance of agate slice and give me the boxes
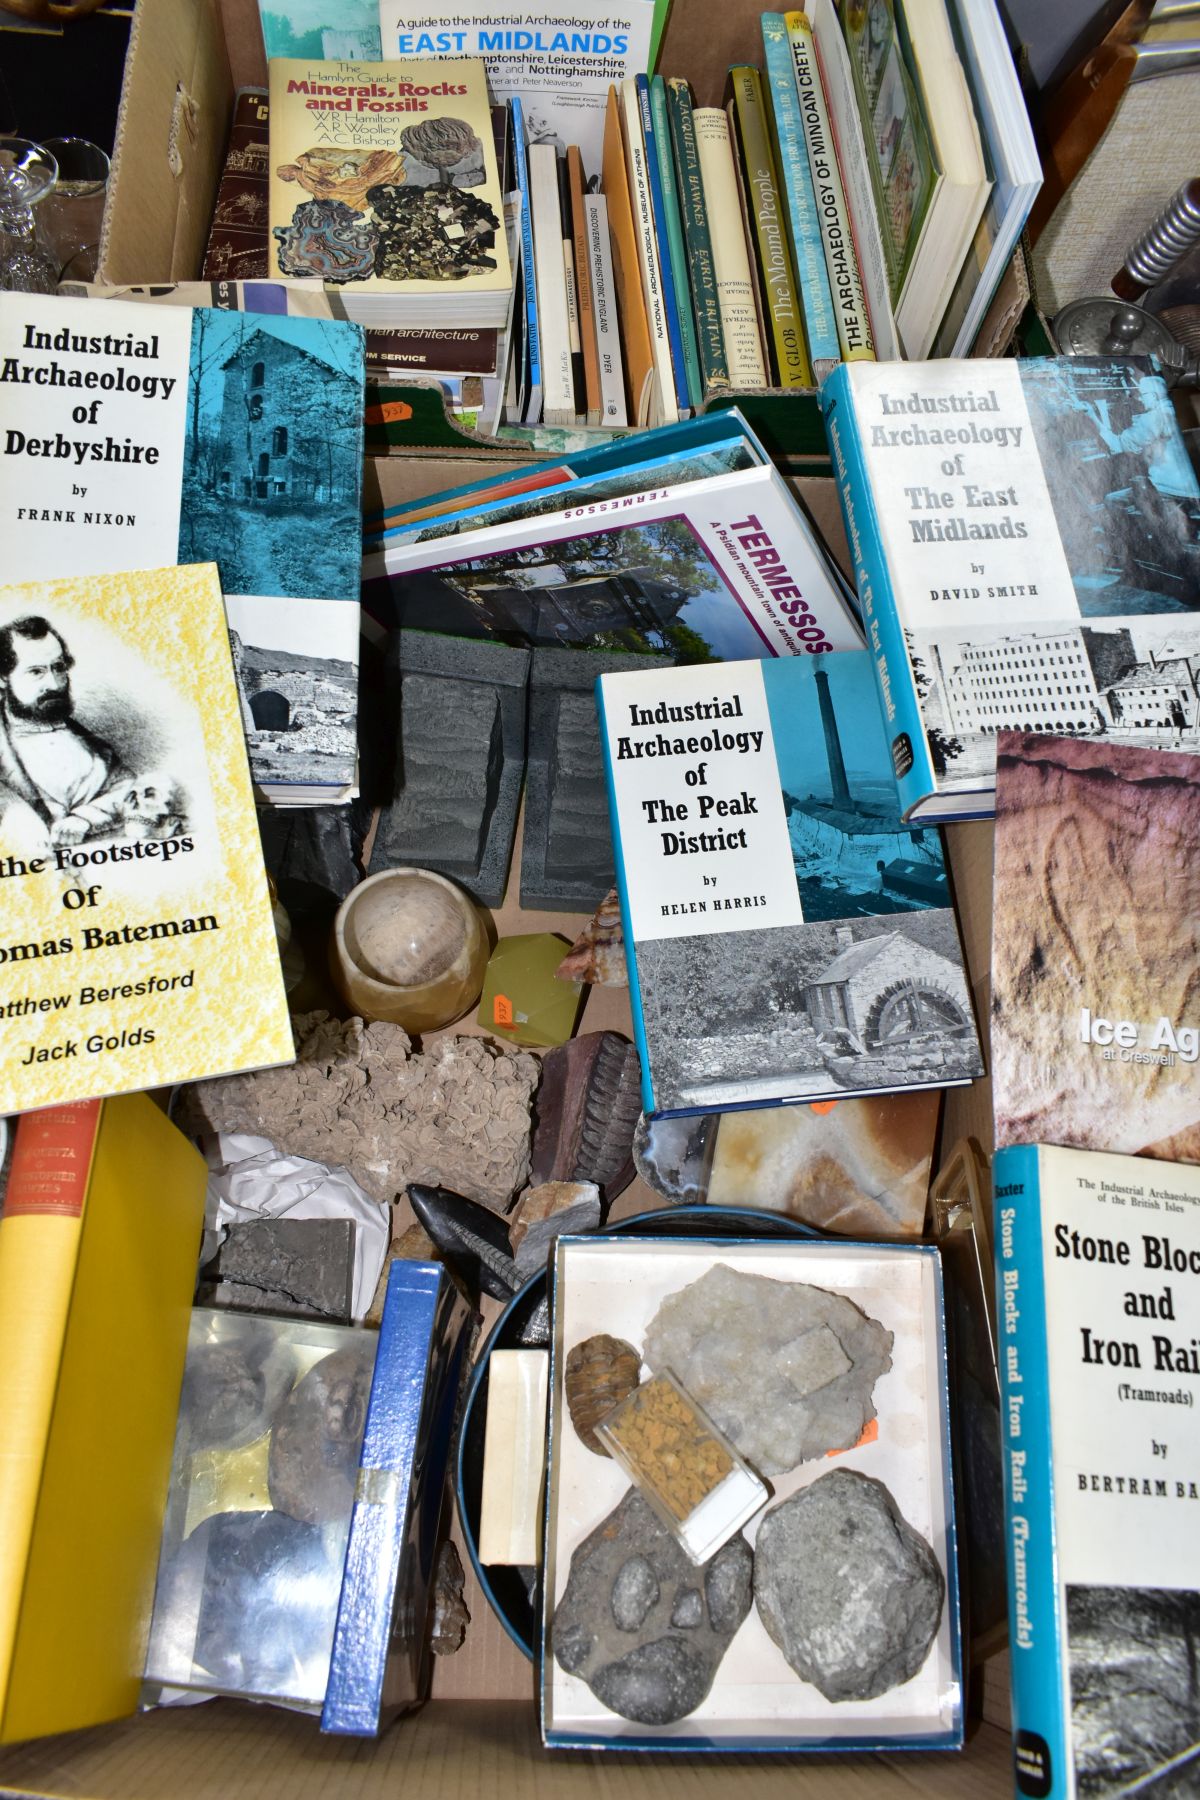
[753,1470,944,1701]
[553,1488,751,1725]
[642,1264,892,1474]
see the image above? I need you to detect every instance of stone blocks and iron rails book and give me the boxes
[597,650,982,1118]
[821,356,1200,822]
[267,56,513,328]
[994,1141,1200,1800]
[0,290,366,805]
[991,733,1200,1166]
[0,564,295,1114]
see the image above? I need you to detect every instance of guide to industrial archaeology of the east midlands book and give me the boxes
[0,565,294,1115]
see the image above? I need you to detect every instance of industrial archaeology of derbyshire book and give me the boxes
[995,1140,1200,1800]
[0,289,366,805]
[0,564,294,1115]
[598,649,983,1117]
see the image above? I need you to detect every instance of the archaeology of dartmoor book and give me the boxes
[597,650,983,1118]
[0,564,293,1116]
[821,356,1200,822]
[994,1140,1200,1800]
[0,290,366,806]
[992,733,1200,1165]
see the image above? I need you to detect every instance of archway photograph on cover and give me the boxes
[1066,1584,1200,1797]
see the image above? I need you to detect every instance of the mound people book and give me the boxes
[597,649,983,1118]
[994,1141,1200,1800]
[821,356,1200,822]
[0,564,293,1115]
[0,289,365,805]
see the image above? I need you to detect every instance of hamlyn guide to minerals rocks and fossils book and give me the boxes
[597,648,983,1118]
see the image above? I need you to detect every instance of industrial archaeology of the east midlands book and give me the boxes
[0,290,366,805]
[821,356,1200,823]
[597,649,984,1117]
[0,564,294,1115]
[994,1140,1200,1800]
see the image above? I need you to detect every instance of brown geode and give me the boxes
[565,1334,642,1455]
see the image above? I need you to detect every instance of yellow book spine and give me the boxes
[0,1103,98,1704]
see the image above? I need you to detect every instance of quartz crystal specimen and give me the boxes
[753,1470,944,1701]
[642,1265,893,1474]
[553,1489,751,1724]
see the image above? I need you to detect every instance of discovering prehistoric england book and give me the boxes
[597,650,983,1117]
[821,356,1200,822]
[992,733,1200,1165]
[994,1140,1200,1800]
[0,290,365,804]
[0,564,294,1115]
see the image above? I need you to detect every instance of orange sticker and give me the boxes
[808,1100,839,1115]
[827,1417,879,1457]
[365,400,413,425]
[493,994,514,1026]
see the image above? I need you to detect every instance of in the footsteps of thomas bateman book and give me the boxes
[0,289,366,806]
[0,564,294,1116]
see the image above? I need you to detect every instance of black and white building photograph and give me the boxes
[1067,1584,1200,1797]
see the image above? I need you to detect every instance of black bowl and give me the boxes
[454,1203,822,1660]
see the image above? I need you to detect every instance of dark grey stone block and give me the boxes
[198,1218,356,1322]
[256,806,362,927]
[369,631,530,908]
[521,649,671,912]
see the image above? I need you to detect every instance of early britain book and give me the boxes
[995,1140,1200,1800]
[0,564,294,1115]
[992,733,1200,1165]
[821,356,1200,822]
[597,649,983,1117]
[0,1095,206,1742]
[0,289,365,804]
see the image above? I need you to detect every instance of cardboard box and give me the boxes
[0,0,1014,1787]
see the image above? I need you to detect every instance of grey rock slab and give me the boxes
[521,649,670,912]
[753,1470,945,1702]
[370,630,529,908]
[642,1264,893,1476]
[199,1218,356,1323]
[553,1488,752,1725]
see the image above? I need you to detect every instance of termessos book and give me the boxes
[598,650,982,1118]
[0,564,294,1114]
[992,733,1200,1164]
[821,356,1200,822]
[268,56,512,327]
[994,1140,1200,1800]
